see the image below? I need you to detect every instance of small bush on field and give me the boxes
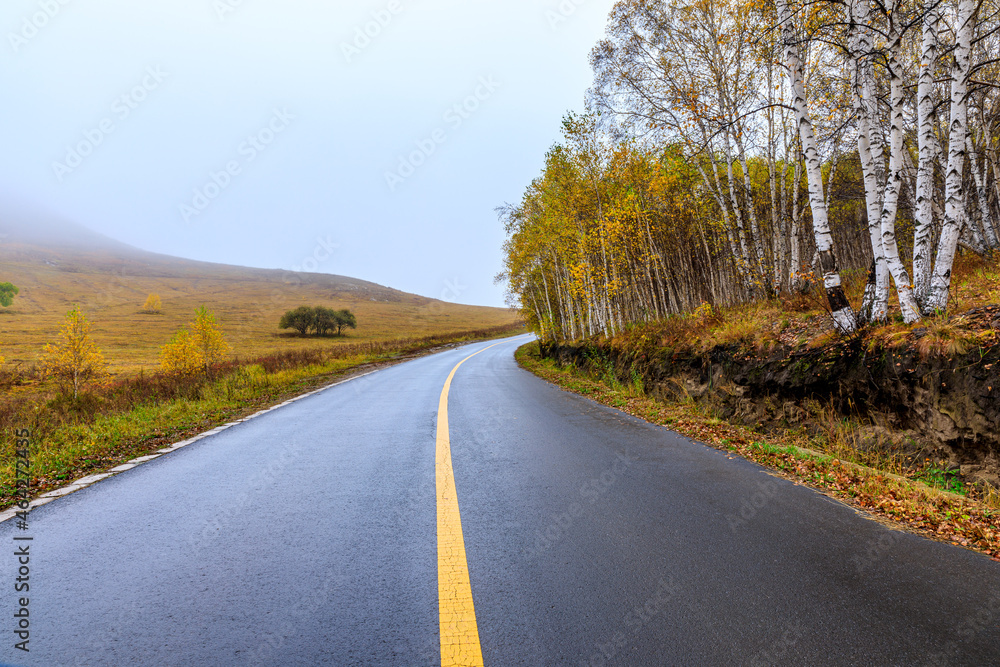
[161,306,230,376]
[141,293,162,314]
[161,330,201,376]
[0,282,19,308]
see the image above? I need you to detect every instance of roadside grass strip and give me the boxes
[0,329,524,516]
[0,369,380,524]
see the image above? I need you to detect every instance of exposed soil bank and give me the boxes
[542,323,1000,487]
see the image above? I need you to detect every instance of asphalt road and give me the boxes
[3,335,999,666]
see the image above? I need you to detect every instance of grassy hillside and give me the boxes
[0,217,517,375]
[0,212,522,508]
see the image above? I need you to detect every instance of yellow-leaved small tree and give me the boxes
[160,329,201,376]
[41,307,109,398]
[161,306,230,376]
[142,293,162,313]
[192,306,229,373]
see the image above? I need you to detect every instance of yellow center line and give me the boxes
[436,341,504,667]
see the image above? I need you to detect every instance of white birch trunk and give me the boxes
[778,0,856,332]
[878,32,922,324]
[790,157,802,289]
[540,262,555,332]
[913,6,939,307]
[722,135,754,281]
[778,147,792,290]
[767,63,784,292]
[706,143,753,278]
[695,159,743,269]
[968,133,999,249]
[848,0,889,323]
[991,140,1000,217]
[734,131,769,290]
[926,0,976,313]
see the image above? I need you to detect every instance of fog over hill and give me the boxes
[0,199,422,304]
[0,199,133,251]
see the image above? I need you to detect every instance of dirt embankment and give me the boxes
[542,321,1000,487]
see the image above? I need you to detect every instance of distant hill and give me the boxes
[0,204,517,372]
[0,204,420,304]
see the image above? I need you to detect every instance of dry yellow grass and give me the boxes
[0,241,518,376]
[607,254,1000,359]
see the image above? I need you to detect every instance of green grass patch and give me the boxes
[916,467,968,496]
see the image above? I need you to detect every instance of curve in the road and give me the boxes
[2,334,998,667]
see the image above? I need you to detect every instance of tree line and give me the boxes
[278,306,357,337]
[499,0,1000,339]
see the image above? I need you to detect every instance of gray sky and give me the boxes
[1,0,617,307]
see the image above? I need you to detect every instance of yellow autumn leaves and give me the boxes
[32,303,230,399]
[40,306,109,399]
[501,123,708,340]
[142,293,163,313]
[160,306,230,376]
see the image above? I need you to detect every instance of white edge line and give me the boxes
[0,367,383,524]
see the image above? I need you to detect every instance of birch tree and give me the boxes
[875,11,922,323]
[777,0,856,332]
[501,0,1000,341]
[847,0,890,323]
[41,307,109,399]
[912,5,940,306]
[925,0,977,314]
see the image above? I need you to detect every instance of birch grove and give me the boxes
[500,0,1000,340]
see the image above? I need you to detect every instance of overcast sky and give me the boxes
[0,0,617,307]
